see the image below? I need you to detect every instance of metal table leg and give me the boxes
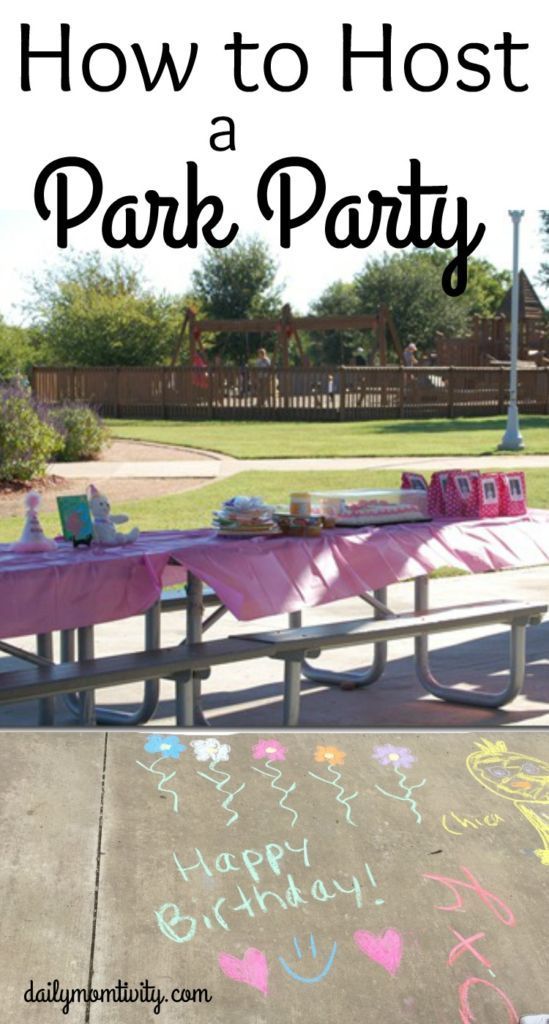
[283,611,303,726]
[37,634,55,725]
[414,575,527,707]
[61,629,76,663]
[61,628,96,724]
[62,607,162,726]
[175,573,209,727]
[77,626,96,726]
[92,605,161,725]
[61,630,80,720]
[302,588,389,688]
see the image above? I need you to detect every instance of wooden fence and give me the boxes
[31,365,549,421]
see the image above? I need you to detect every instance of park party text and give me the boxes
[21,21,531,295]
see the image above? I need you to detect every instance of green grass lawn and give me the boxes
[1,468,548,543]
[107,414,549,459]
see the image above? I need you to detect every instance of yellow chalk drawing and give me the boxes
[466,738,549,865]
[441,812,504,836]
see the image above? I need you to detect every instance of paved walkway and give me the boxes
[53,459,222,479]
[3,731,548,1022]
[47,448,549,480]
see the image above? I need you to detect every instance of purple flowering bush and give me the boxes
[47,403,109,462]
[0,385,59,481]
[0,385,108,480]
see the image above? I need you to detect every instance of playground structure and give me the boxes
[31,273,549,422]
[170,303,403,368]
[436,271,548,367]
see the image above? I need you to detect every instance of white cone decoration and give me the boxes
[13,491,57,553]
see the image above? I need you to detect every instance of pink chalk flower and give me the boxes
[252,738,287,762]
[373,744,416,769]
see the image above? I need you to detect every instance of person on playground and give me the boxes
[255,347,271,369]
[254,347,271,406]
[403,342,419,367]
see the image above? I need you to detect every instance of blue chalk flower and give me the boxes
[144,735,186,759]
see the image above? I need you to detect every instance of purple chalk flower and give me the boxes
[372,744,416,769]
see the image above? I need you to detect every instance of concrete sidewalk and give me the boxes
[1,731,548,1023]
[1,565,548,729]
[46,450,549,480]
[51,459,224,479]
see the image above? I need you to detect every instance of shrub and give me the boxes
[48,403,109,462]
[0,385,60,481]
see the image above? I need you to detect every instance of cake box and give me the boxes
[310,489,430,527]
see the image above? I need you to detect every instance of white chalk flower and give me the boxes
[191,738,231,763]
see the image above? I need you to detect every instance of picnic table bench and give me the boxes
[1,514,549,727]
[0,596,545,727]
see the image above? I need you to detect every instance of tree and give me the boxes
[191,236,283,362]
[0,317,35,380]
[26,252,187,366]
[308,281,365,363]
[352,250,510,356]
[539,210,549,293]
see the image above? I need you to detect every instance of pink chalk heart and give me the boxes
[218,947,269,995]
[353,928,403,976]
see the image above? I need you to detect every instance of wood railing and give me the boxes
[31,365,549,421]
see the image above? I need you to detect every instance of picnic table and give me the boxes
[1,512,548,726]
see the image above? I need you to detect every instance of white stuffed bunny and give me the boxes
[87,485,139,546]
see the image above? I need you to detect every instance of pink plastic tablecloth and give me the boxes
[1,511,549,639]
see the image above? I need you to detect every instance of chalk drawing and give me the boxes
[308,745,358,827]
[192,739,231,764]
[423,865,515,926]
[466,738,549,865]
[218,947,269,995]
[251,739,299,828]
[136,735,185,814]
[365,862,385,906]
[459,977,518,1024]
[192,740,244,827]
[372,744,426,824]
[353,928,403,976]
[442,812,505,836]
[447,928,493,970]
[278,934,338,983]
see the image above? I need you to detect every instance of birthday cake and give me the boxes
[312,489,430,527]
[335,499,428,526]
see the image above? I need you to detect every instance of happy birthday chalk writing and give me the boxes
[155,838,379,944]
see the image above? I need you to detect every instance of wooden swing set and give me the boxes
[170,303,402,368]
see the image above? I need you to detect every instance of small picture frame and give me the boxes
[508,475,524,498]
[455,475,472,497]
[408,474,428,491]
[57,495,94,547]
[482,479,498,504]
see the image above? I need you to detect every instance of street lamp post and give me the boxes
[499,210,525,450]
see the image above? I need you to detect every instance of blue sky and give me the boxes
[1,206,547,325]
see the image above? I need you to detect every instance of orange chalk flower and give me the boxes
[314,745,346,766]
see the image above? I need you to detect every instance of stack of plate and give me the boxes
[213,496,281,537]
